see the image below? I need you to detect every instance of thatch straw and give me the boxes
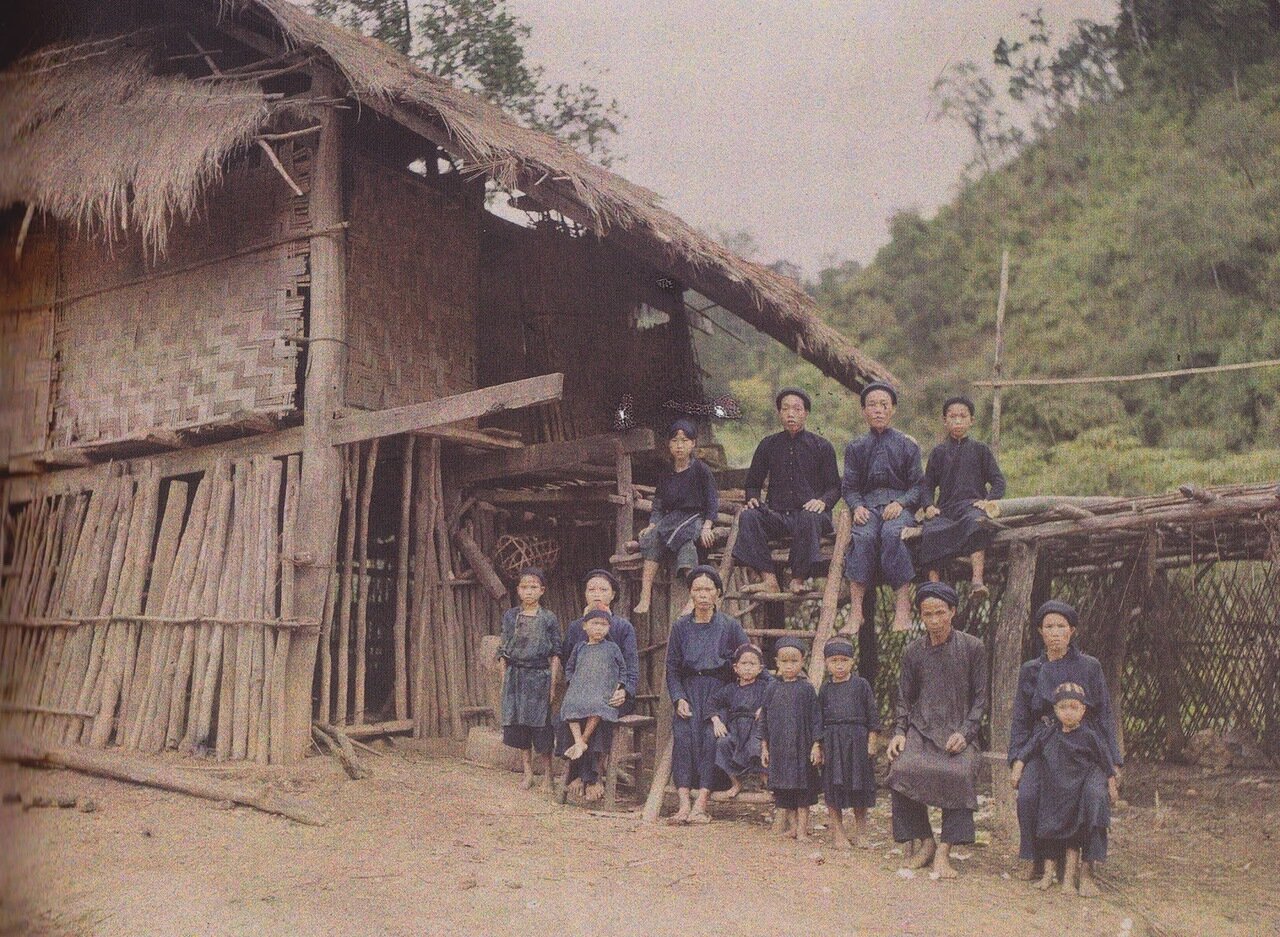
[0,36,273,255]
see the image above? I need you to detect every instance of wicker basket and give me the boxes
[492,533,562,580]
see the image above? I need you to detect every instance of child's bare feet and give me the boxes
[711,778,741,802]
[904,838,936,870]
[687,808,711,824]
[566,777,584,798]
[566,741,587,760]
[829,827,852,850]
[771,811,793,837]
[970,580,989,601]
[539,772,553,794]
[1036,859,1057,890]
[1062,848,1082,895]
[519,772,535,790]
[1076,862,1101,898]
[633,598,650,615]
[584,781,604,802]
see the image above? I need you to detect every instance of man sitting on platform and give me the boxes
[733,388,840,596]
[842,381,924,632]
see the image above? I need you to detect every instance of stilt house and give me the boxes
[0,0,894,764]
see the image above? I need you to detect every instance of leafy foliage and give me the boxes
[311,0,623,164]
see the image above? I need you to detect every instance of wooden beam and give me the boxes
[453,429,655,486]
[282,71,348,763]
[329,374,563,447]
[990,539,1038,833]
[412,426,523,450]
[472,487,615,505]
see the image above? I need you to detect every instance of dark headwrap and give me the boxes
[774,387,812,411]
[583,608,612,625]
[859,381,898,406]
[942,395,975,417]
[914,580,959,609]
[733,643,764,664]
[516,566,546,587]
[1034,599,1079,630]
[775,635,808,656]
[823,637,855,659]
[668,418,699,441]
[1052,682,1088,705]
[581,568,620,597]
[686,564,723,593]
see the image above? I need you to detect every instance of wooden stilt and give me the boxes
[393,438,414,720]
[991,539,1038,832]
[353,439,378,725]
[808,505,852,688]
[335,447,358,725]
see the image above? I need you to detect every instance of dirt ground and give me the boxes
[2,745,1277,937]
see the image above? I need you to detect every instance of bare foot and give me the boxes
[904,838,936,870]
[772,814,793,837]
[838,618,863,637]
[539,773,553,794]
[830,830,852,851]
[566,778,585,798]
[794,827,808,841]
[633,599,650,615]
[970,581,989,601]
[788,577,808,595]
[891,608,913,632]
[1036,870,1056,890]
[1016,860,1040,882]
[711,780,741,802]
[519,772,535,790]
[932,856,958,879]
[624,539,640,553]
[1077,866,1101,898]
[687,809,711,825]
[566,742,587,760]
[584,781,604,802]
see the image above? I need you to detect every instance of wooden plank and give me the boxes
[412,426,523,450]
[808,505,853,688]
[991,539,1037,832]
[329,374,563,447]
[453,429,655,486]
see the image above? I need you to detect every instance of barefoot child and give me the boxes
[498,568,562,790]
[818,637,881,849]
[560,609,626,760]
[760,636,822,840]
[709,644,772,800]
[635,420,719,615]
[916,395,1006,599]
[1010,682,1117,897]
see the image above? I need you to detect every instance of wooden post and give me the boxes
[991,539,1037,832]
[809,505,852,688]
[283,71,349,762]
[393,438,415,720]
[990,248,1010,456]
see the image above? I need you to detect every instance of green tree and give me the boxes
[312,0,624,164]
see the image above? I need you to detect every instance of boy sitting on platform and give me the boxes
[635,419,719,615]
[709,643,772,801]
[560,609,627,760]
[1010,682,1117,897]
[916,395,1005,600]
[818,637,881,849]
[760,637,822,840]
[498,568,561,791]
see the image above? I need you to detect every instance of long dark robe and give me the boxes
[760,678,822,795]
[498,607,560,729]
[560,641,625,722]
[1017,721,1114,860]
[1008,644,1121,860]
[886,628,988,810]
[709,674,772,782]
[819,675,881,807]
[916,436,1006,568]
[665,610,750,789]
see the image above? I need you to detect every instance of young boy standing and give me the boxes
[498,568,562,791]
[916,395,1006,599]
[818,637,881,849]
[760,637,822,841]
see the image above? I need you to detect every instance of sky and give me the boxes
[507,0,1117,274]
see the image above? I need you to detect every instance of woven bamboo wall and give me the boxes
[344,154,480,411]
[478,218,698,442]
[41,145,309,449]
[0,214,57,461]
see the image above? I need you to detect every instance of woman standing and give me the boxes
[1009,600,1122,880]
[558,569,639,801]
[665,565,749,824]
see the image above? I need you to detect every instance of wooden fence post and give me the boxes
[990,539,1037,832]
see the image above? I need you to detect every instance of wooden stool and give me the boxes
[604,714,657,810]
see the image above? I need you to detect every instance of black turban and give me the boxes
[914,580,959,609]
[860,381,898,406]
[1034,599,1079,630]
[686,564,724,593]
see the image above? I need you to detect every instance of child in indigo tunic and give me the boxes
[560,609,626,760]
[818,637,881,849]
[498,568,562,791]
[916,395,1006,599]
[760,636,822,840]
[709,643,772,800]
[635,419,719,615]
[1011,682,1116,898]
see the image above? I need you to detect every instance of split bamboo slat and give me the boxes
[353,439,378,724]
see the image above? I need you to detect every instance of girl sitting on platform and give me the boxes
[498,568,561,791]
[1010,681,1117,898]
[818,637,880,849]
[635,419,719,615]
[709,643,772,801]
[760,636,822,840]
[560,609,627,760]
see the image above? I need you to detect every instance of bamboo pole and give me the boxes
[353,439,378,725]
[432,446,465,739]
[271,456,300,764]
[990,248,1010,456]
[808,505,853,689]
[253,455,282,762]
[231,459,263,759]
[410,442,436,737]
[335,447,358,725]
[393,438,414,720]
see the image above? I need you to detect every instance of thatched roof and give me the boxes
[1,0,896,391]
[0,35,278,254]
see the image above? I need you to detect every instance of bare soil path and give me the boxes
[2,749,1276,937]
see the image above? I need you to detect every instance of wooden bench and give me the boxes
[603,713,657,810]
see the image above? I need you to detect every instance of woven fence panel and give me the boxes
[48,145,309,447]
[0,215,57,460]
[345,155,479,412]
